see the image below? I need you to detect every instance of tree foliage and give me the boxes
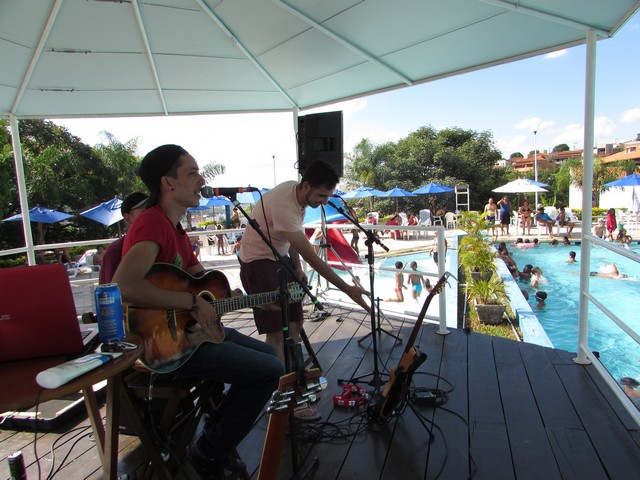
[552,143,570,153]
[344,125,507,215]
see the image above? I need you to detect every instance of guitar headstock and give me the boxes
[431,272,452,296]
[266,368,327,413]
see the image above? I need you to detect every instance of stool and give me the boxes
[119,366,223,479]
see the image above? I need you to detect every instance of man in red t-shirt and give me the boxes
[113,145,283,477]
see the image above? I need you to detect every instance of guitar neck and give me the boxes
[212,290,280,315]
[402,272,449,355]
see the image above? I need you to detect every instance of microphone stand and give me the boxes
[232,197,321,478]
[329,199,394,390]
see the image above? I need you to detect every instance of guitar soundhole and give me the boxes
[184,319,198,333]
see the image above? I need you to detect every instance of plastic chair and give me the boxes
[444,212,457,229]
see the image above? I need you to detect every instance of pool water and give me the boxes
[507,242,640,383]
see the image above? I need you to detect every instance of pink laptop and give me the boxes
[0,264,96,361]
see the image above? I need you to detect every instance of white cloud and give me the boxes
[544,49,568,59]
[594,116,617,138]
[621,107,640,123]
[551,123,583,148]
[515,117,555,132]
[496,134,528,157]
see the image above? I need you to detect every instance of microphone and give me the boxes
[201,186,259,198]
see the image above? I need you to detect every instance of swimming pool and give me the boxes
[507,242,640,383]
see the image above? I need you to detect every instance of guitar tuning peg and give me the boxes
[306,376,328,392]
[302,393,318,404]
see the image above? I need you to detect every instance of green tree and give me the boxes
[344,126,504,214]
[552,143,570,153]
[510,152,523,158]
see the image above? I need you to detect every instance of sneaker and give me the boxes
[188,441,247,479]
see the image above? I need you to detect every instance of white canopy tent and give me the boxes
[2,0,638,260]
[2,3,640,421]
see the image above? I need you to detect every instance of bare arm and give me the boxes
[284,230,371,312]
[112,241,214,326]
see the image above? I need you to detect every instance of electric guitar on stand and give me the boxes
[370,272,450,421]
[125,263,305,373]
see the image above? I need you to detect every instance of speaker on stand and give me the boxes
[298,111,344,176]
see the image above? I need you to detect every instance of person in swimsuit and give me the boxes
[484,197,498,238]
[386,261,407,302]
[518,199,533,236]
[407,261,429,300]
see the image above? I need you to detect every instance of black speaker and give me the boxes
[298,111,343,176]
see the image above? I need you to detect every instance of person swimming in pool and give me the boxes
[590,263,628,279]
[535,290,547,307]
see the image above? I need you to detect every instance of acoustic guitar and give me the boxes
[258,366,326,480]
[126,263,305,373]
[370,272,450,421]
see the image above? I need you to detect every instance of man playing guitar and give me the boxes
[113,144,284,478]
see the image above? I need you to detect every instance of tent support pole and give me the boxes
[10,114,36,265]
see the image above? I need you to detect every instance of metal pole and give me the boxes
[10,114,36,266]
[574,29,598,366]
[272,154,277,186]
[534,130,538,208]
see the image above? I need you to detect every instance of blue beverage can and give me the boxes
[94,283,125,343]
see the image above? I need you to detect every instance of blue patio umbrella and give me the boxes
[204,196,234,207]
[304,196,349,224]
[604,173,640,187]
[236,188,270,204]
[188,196,233,211]
[187,198,212,211]
[412,182,454,195]
[79,197,123,225]
[3,205,73,223]
[380,186,416,210]
[342,186,385,199]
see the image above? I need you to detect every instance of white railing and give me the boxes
[576,232,640,425]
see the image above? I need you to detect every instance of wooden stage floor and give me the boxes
[2,303,640,479]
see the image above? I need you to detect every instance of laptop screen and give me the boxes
[0,264,85,361]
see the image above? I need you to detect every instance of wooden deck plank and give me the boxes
[495,340,563,480]
[467,333,514,480]
[556,363,640,478]
[426,328,470,480]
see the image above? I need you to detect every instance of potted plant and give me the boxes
[467,276,509,324]
[457,211,498,282]
[458,238,497,282]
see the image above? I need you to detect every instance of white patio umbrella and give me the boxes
[493,178,549,194]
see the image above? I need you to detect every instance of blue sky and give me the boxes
[56,12,640,189]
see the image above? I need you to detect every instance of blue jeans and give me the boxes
[173,327,284,451]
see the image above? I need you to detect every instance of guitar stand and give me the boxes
[357,297,402,346]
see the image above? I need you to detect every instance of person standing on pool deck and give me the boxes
[430,230,447,266]
[497,195,512,236]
